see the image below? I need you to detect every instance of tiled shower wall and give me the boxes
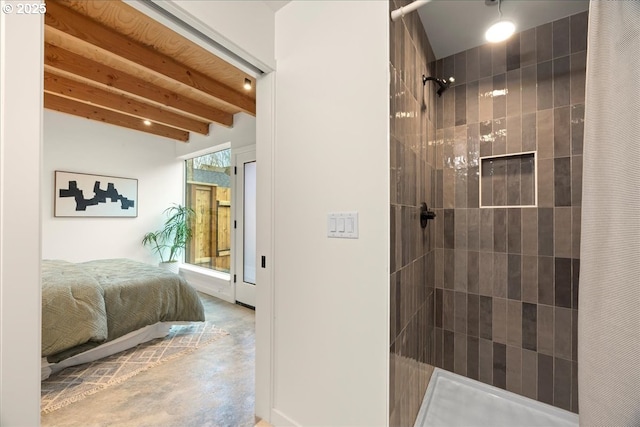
[389,0,437,425]
[432,12,587,413]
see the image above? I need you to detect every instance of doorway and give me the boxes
[234,150,257,308]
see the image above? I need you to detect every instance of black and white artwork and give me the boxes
[54,171,138,217]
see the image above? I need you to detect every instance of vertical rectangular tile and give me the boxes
[555,257,572,308]
[554,107,571,158]
[536,23,553,63]
[507,69,521,118]
[571,11,588,53]
[479,338,493,385]
[521,208,538,256]
[572,208,581,260]
[468,250,480,294]
[467,80,479,125]
[493,73,507,119]
[493,342,507,389]
[570,52,586,105]
[494,253,508,298]
[467,336,480,381]
[538,353,554,405]
[554,357,572,411]
[467,46,480,83]
[537,109,554,159]
[454,208,467,250]
[554,157,571,207]
[455,249,468,292]
[552,17,571,59]
[479,252,494,296]
[454,332,467,376]
[538,303,554,356]
[506,116,522,154]
[492,297,507,344]
[480,208,493,252]
[508,208,522,254]
[506,157,521,205]
[520,28,536,68]
[435,327,444,368]
[506,33,521,71]
[555,207,572,259]
[538,158,554,208]
[538,256,555,305]
[508,254,522,300]
[555,307,573,360]
[444,330,455,371]
[443,289,455,331]
[522,349,538,400]
[521,64,537,114]
[493,208,507,252]
[507,300,522,347]
[572,309,579,362]
[522,112,537,152]
[435,288,443,328]
[492,41,506,75]
[454,291,467,334]
[537,61,553,111]
[493,118,507,155]
[479,43,493,78]
[506,345,522,394]
[455,51,467,84]
[553,55,571,107]
[572,258,580,310]
[571,104,585,156]
[479,120,493,157]
[444,209,455,249]
[478,77,493,122]
[443,85,455,129]
[468,293,480,337]
[455,84,467,126]
[492,159,507,206]
[479,295,493,340]
[522,302,538,351]
[481,160,493,207]
[571,360,579,413]
[572,155,583,207]
[522,156,535,206]
[538,208,554,256]
[522,255,538,303]
[468,208,480,251]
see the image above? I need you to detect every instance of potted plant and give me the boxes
[142,204,195,274]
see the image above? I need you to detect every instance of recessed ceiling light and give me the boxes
[143,119,151,126]
[485,20,515,43]
[243,78,252,91]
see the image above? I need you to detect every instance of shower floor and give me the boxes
[414,368,579,427]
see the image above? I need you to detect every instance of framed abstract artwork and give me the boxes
[54,171,138,217]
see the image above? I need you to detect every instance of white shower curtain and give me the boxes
[579,1,640,425]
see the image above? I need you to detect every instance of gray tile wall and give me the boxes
[389,0,437,425]
[432,11,586,413]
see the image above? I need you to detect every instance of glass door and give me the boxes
[235,151,256,307]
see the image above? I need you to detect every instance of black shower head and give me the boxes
[422,75,455,97]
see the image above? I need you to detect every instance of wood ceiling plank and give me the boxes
[59,0,256,99]
[44,93,189,142]
[44,71,210,135]
[45,0,256,115]
[44,43,233,127]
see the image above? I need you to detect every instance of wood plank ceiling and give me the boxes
[44,0,256,142]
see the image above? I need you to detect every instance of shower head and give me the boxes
[422,75,455,97]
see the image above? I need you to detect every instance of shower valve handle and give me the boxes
[420,202,436,228]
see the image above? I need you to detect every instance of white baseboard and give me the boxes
[270,409,301,427]
[179,268,234,303]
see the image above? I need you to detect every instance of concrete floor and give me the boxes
[41,293,256,427]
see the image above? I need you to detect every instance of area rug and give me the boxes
[41,322,228,414]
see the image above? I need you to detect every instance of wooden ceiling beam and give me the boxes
[45,93,189,142]
[44,71,209,135]
[44,43,233,127]
[45,0,256,116]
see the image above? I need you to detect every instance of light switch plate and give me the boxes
[327,212,358,238]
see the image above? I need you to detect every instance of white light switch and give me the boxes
[327,212,359,239]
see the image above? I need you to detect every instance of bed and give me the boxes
[41,258,205,380]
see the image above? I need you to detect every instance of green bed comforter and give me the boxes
[42,259,205,359]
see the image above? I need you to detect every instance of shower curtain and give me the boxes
[578,1,640,425]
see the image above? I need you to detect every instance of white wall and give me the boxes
[0,8,43,426]
[271,2,390,425]
[42,110,183,264]
[175,112,256,158]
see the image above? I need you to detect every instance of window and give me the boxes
[184,149,232,273]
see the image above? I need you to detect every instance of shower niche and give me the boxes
[479,151,537,208]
